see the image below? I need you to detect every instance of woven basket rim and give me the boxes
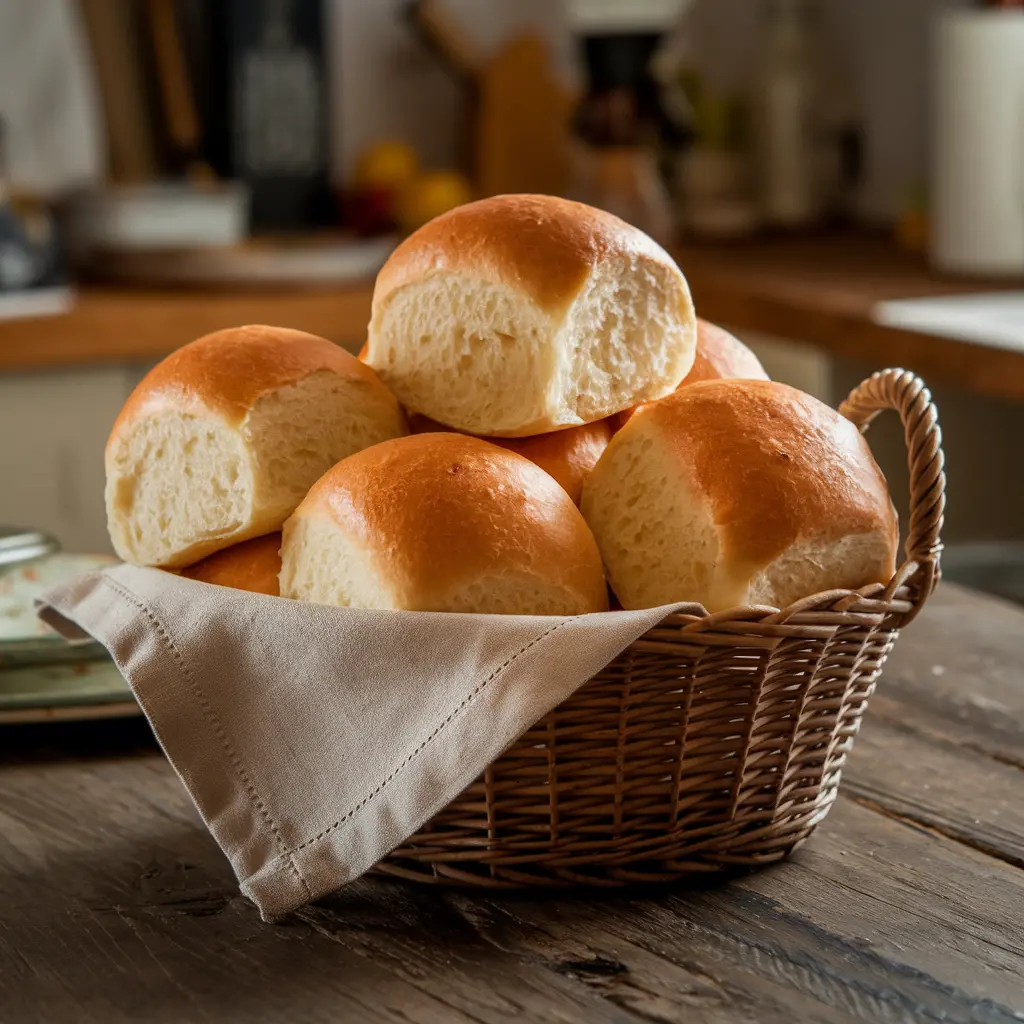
[377,368,946,888]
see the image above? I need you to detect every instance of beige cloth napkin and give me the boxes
[37,565,691,920]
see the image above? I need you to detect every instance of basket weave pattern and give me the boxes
[380,369,946,887]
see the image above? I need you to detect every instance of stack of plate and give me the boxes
[0,537,137,724]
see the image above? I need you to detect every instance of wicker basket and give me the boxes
[379,368,946,887]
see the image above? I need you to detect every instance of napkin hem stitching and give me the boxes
[100,576,313,901]
[271,618,568,862]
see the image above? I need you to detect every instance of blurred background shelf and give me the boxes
[0,284,373,371]
[3,231,1023,399]
[3,0,1024,586]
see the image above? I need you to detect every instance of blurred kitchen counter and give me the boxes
[683,231,1024,402]
[1,232,1023,399]
[0,285,374,369]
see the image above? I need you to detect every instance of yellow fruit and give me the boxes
[396,172,473,232]
[352,141,420,191]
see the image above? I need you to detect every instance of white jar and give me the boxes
[931,10,1024,276]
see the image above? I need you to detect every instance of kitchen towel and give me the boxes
[37,564,694,921]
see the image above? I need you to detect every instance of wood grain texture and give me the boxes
[1,583,1022,1023]
[3,233,1024,394]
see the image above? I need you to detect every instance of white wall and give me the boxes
[0,368,138,553]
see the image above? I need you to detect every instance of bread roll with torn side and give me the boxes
[364,194,697,437]
[582,379,898,612]
[106,325,407,568]
[281,433,609,615]
[180,533,282,596]
[408,414,612,505]
[615,320,769,429]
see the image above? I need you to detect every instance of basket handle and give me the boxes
[839,368,946,609]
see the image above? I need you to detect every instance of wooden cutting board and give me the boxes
[476,33,576,199]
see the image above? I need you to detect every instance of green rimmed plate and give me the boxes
[0,554,118,669]
[0,658,136,724]
[0,553,140,723]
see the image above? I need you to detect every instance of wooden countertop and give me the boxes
[684,233,1024,402]
[2,580,1022,1022]
[0,285,374,369]
[2,233,1023,399]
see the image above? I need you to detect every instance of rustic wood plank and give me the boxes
[2,728,1022,1021]
[844,715,1024,869]
[869,584,1024,766]
[0,748,656,1024]
[308,884,861,1024]
[836,582,1024,868]
[412,795,1024,1023]
[2,583,1023,1022]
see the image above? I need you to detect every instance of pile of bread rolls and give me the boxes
[106,194,898,616]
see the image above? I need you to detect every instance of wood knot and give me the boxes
[556,955,628,979]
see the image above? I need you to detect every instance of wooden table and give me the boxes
[3,233,1024,401]
[1,581,1022,1023]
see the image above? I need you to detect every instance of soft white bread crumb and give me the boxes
[106,325,407,568]
[280,433,609,615]
[408,413,613,505]
[364,194,697,437]
[581,379,899,612]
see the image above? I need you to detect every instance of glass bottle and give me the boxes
[749,0,841,228]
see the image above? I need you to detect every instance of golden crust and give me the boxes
[407,414,612,504]
[632,378,898,571]
[291,432,609,612]
[684,320,769,385]
[371,194,684,318]
[180,533,282,596]
[108,325,392,450]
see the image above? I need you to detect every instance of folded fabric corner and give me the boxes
[37,564,682,918]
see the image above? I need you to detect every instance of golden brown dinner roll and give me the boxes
[408,414,612,505]
[615,320,769,429]
[180,533,282,596]
[106,325,407,568]
[364,194,697,437]
[582,379,898,612]
[281,433,609,615]
[683,320,769,385]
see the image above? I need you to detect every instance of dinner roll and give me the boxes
[180,533,282,596]
[281,433,608,615]
[582,379,898,612]
[364,194,697,437]
[684,320,769,386]
[106,325,407,568]
[615,320,769,429]
[408,414,612,505]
